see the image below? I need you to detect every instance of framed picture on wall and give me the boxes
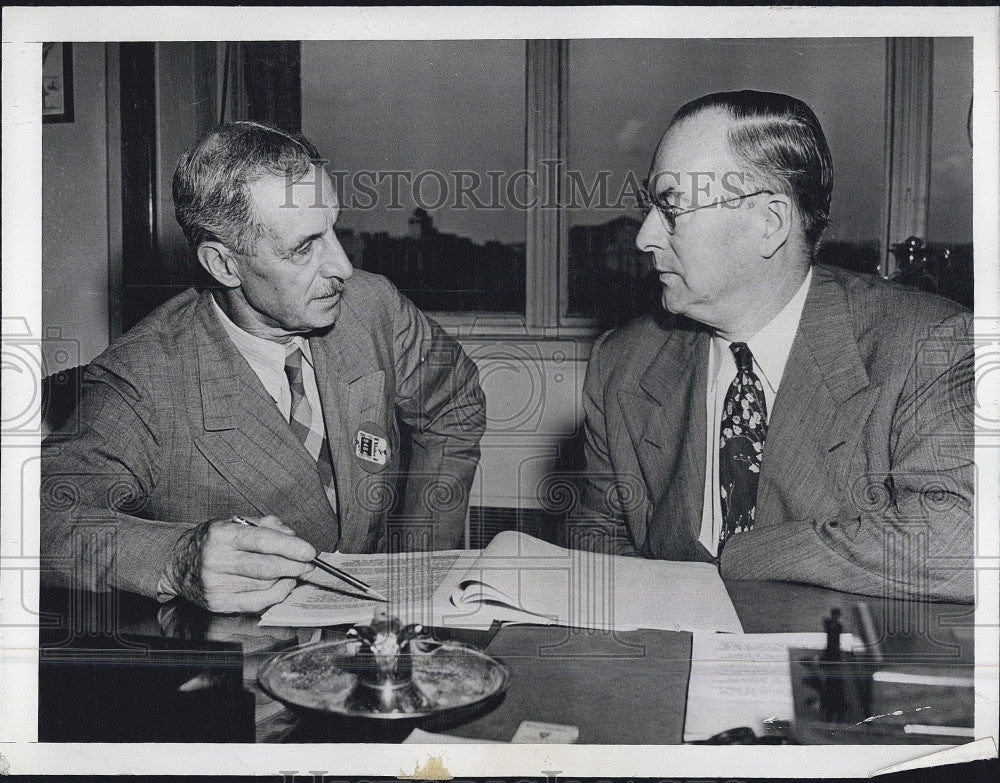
[42,42,73,123]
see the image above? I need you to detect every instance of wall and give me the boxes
[42,43,109,372]
[463,339,590,510]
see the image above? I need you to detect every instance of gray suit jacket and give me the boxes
[575,265,974,603]
[41,271,486,598]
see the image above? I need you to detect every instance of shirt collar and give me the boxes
[709,267,812,393]
[209,294,313,366]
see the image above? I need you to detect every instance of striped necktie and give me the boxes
[719,341,767,550]
[284,344,338,516]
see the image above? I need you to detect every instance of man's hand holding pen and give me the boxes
[167,514,318,613]
[234,516,389,602]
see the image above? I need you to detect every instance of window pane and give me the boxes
[925,38,973,309]
[302,41,525,313]
[567,39,887,327]
[928,38,973,246]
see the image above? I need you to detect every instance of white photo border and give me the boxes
[2,4,998,777]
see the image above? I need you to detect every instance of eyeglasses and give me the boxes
[636,187,773,233]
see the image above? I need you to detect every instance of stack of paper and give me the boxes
[261,532,742,634]
[431,531,742,632]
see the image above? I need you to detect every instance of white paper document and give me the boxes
[684,631,860,741]
[431,531,743,633]
[259,532,742,633]
[259,550,464,627]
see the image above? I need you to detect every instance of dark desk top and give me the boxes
[37,580,974,744]
[726,579,975,637]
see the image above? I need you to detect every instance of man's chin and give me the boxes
[310,297,342,329]
[661,288,698,320]
[661,288,682,314]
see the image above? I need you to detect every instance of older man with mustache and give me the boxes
[42,122,486,612]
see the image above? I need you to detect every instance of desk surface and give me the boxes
[37,580,974,744]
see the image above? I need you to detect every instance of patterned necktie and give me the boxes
[284,345,338,516]
[719,342,767,549]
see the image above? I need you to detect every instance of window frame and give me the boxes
[108,39,938,342]
[435,40,598,340]
[882,37,934,278]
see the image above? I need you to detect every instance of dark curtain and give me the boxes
[240,42,301,133]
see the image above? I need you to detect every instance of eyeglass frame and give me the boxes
[636,185,775,233]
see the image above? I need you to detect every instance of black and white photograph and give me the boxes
[2,5,998,779]
[41,42,73,123]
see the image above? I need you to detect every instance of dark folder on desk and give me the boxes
[441,625,693,744]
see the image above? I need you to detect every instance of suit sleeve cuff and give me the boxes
[111,520,191,599]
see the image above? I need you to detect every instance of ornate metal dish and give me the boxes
[258,630,510,722]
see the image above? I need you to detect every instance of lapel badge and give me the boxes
[354,421,390,473]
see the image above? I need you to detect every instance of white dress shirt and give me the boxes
[699,268,812,556]
[210,295,326,437]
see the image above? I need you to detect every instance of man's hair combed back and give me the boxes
[172,121,323,256]
[670,90,834,252]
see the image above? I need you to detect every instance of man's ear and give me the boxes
[196,241,242,287]
[759,194,792,259]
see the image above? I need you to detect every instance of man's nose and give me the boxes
[635,209,666,253]
[320,232,354,280]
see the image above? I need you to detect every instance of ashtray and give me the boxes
[258,613,510,723]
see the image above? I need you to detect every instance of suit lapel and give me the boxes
[190,293,339,551]
[760,266,880,524]
[619,324,709,552]
[310,317,385,552]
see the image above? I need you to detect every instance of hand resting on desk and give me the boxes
[165,515,317,613]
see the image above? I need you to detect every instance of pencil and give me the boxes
[232,515,389,602]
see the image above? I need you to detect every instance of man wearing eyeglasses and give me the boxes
[571,90,973,603]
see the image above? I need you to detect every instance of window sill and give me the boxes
[430,312,601,342]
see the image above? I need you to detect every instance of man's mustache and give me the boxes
[323,278,347,297]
